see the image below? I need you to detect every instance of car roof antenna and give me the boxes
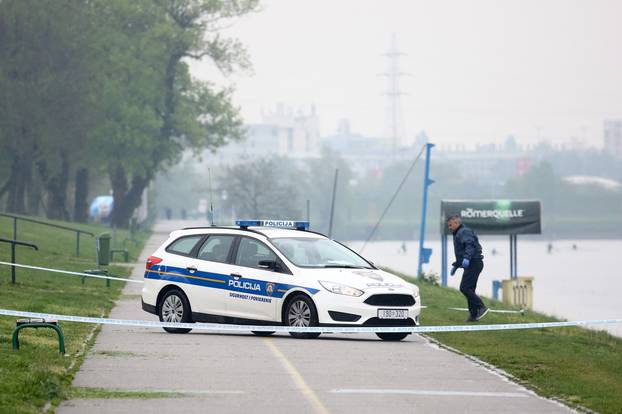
[208,168,215,227]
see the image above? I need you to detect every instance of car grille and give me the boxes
[364,294,416,307]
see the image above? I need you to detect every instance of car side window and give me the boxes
[197,235,235,263]
[235,237,277,270]
[166,235,203,256]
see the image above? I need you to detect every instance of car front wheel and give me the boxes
[376,332,409,341]
[159,289,193,334]
[285,294,320,339]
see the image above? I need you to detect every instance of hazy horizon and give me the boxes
[190,0,622,149]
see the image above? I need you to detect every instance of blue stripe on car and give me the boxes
[144,265,319,298]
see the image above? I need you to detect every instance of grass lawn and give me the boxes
[0,215,150,413]
[395,270,622,414]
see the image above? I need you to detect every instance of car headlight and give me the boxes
[319,281,364,297]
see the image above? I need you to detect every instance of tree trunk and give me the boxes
[0,178,11,200]
[109,163,127,227]
[6,155,27,214]
[48,154,70,220]
[160,53,183,142]
[38,152,71,220]
[25,157,41,216]
[5,116,38,214]
[5,159,18,213]
[73,167,89,223]
[109,164,150,228]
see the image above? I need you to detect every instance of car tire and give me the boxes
[285,294,321,339]
[376,332,409,341]
[251,331,275,336]
[158,288,193,334]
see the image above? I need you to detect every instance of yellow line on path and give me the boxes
[262,338,331,414]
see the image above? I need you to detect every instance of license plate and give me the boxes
[378,309,408,319]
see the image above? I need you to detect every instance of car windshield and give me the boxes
[270,237,373,269]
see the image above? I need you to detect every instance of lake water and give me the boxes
[346,238,622,338]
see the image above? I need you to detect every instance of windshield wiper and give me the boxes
[322,264,367,269]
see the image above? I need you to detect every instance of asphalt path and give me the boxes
[58,221,575,414]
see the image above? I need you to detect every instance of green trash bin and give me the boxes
[97,233,111,266]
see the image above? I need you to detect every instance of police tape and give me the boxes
[0,261,597,320]
[0,308,620,334]
[0,261,143,284]
[447,307,525,314]
[0,262,584,321]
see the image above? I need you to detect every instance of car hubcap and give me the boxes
[288,300,311,327]
[162,295,184,322]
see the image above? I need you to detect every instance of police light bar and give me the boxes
[235,220,309,231]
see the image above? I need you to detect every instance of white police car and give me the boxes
[141,220,421,341]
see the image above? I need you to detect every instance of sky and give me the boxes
[190,0,622,149]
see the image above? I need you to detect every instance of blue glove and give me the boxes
[462,258,470,268]
[450,266,458,276]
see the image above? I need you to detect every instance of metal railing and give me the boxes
[0,213,94,257]
[0,238,38,284]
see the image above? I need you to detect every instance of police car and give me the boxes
[141,220,421,341]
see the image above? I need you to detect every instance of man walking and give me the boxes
[447,215,488,322]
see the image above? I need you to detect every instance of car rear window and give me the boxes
[166,235,203,256]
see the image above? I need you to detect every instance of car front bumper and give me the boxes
[313,288,421,326]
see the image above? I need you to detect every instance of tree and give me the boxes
[102,0,258,227]
[0,0,258,225]
[221,157,303,219]
[0,0,97,218]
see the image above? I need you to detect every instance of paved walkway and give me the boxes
[58,221,575,414]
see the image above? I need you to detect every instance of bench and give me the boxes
[12,318,65,354]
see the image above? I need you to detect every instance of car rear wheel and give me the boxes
[285,294,320,339]
[159,289,192,334]
[376,332,409,341]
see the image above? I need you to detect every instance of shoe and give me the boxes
[465,316,477,323]
[475,306,489,321]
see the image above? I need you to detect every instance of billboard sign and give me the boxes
[441,200,541,235]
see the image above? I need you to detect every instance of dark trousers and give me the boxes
[460,259,485,317]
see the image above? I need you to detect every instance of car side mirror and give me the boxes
[258,260,277,270]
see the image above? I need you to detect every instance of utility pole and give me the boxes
[328,169,339,238]
[417,143,435,277]
[380,34,408,158]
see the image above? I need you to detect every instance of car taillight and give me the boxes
[146,256,162,270]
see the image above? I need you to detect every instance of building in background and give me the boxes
[210,103,321,164]
[604,120,622,159]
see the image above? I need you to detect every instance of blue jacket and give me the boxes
[452,224,483,266]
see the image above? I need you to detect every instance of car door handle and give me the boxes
[230,272,242,279]
[186,266,197,274]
